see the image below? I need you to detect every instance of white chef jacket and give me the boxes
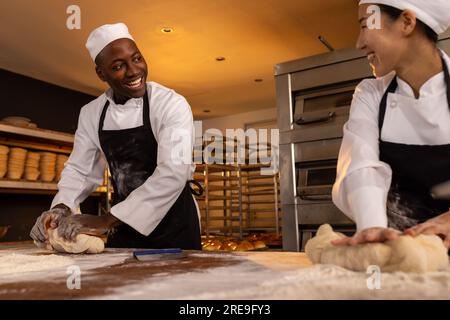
[332,51,450,232]
[52,81,198,236]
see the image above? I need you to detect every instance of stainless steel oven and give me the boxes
[294,85,354,127]
[297,161,336,203]
[275,48,371,251]
[293,128,342,204]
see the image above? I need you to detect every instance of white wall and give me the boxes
[198,107,277,133]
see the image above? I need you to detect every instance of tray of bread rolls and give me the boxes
[246,233,282,248]
[201,236,268,252]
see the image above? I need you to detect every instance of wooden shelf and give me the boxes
[0,124,114,199]
[0,179,108,195]
[245,212,282,217]
[199,206,241,211]
[0,139,72,155]
[204,195,235,200]
[242,190,279,196]
[0,123,74,146]
[248,215,282,220]
[194,175,239,182]
[247,208,278,213]
[239,164,273,170]
[195,164,238,171]
[242,200,279,204]
[245,227,279,231]
[204,216,242,221]
[243,175,278,180]
[246,182,277,187]
[207,185,240,191]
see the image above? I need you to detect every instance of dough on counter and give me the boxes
[305,224,449,273]
[47,228,104,254]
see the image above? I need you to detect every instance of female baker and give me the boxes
[332,0,450,247]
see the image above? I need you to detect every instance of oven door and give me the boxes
[296,161,336,204]
[293,85,354,128]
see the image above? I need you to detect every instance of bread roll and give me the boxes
[203,243,221,251]
[252,240,266,249]
[235,243,248,251]
[240,241,254,250]
[222,241,238,251]
[234,241,253,251]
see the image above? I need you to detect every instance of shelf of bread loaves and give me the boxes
[0,118,110,195]
[0,145,108,195]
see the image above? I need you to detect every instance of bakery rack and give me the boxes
[241,164,281,236]
[193,138,281,239]
[194,163,244,239]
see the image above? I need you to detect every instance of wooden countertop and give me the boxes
[0,242,312,300]
[1,242,449,300]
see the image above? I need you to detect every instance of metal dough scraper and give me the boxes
[133,248,187,261]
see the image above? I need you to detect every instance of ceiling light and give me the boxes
[254,79,263,83]
[161,27,174,33]
[203,109,211,113]
[215,57,226,62]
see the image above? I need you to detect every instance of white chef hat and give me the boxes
[85,23,135,61]
[359,0,450,34]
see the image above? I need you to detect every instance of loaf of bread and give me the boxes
[252,240,266,249]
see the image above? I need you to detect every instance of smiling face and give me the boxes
[356,4,408,77]
[95,38,148,104]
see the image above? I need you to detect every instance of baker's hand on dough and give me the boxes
[331,227,401,246]
[56,213,120,242]
[404,211,450,248]
[29,204,71,245]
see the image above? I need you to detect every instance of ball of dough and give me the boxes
[305,224,449,273]
[47,228,104,254]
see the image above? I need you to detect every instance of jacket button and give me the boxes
[390,101,397,108]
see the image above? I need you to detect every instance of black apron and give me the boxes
[98,88,201,249]
[379,55,450,230]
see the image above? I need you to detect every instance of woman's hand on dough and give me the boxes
[404,211,450,248]
[331,227,401,246]
[56,213,120,242]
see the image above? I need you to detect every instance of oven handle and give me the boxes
[298,194,333,201]
[294,112,336,126]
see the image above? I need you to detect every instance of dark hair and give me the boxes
[378,4,438,43]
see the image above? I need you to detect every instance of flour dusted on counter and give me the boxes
[0,253,74,275]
